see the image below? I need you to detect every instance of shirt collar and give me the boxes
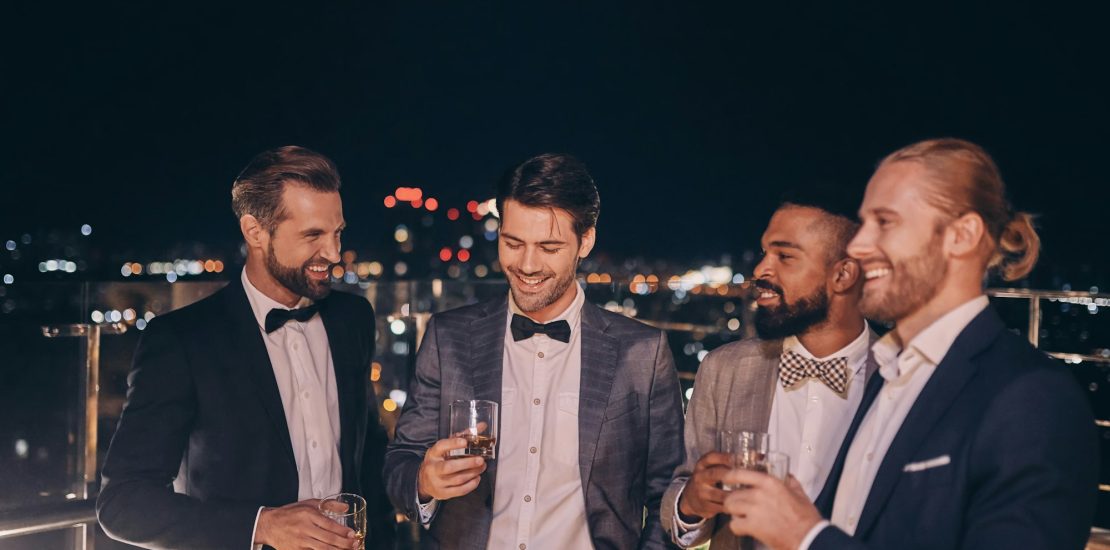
[872,294,990,381]
[507,281,585,331]
[782,320,871,374]
[241,268,314,332]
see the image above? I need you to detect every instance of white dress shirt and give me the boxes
[242,270,343,548]
[420,284,594,550]
[673,322,871,548]
[799,295,989,549]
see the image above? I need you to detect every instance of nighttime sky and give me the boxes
[3,3,1109,282]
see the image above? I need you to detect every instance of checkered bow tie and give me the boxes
[779,349,850,397]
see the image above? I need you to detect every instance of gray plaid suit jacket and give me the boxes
[661,331,877,549]
[384,295,685,549]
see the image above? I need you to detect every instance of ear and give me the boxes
[829,257,860,293]
[945,212,986,258]
[239,215,267,251]
[577,227,596,259]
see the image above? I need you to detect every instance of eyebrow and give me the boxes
[300,222,346,236]
[859,207,900,219]
[500,232,569,246]
[767,240,804,251]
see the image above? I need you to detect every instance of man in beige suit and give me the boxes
[662,197,877,549]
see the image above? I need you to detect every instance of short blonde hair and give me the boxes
[881,138,1040,281]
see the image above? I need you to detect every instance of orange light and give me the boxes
[395,187,423,202]
[466,200,479,213]
[383,398,398,412]
[214,260,224,273]
[384,196,397,208]
[439,247,452,262]
[447,208,460,221]
[411,198,423,209]
[370,362,382,382]
[131,263,142,275]
[331,265,345,278]
[457,249,471,262]
[425,198,439,212]
[586,273,601,283]
[204,260,216,273]
[342,250,356,264]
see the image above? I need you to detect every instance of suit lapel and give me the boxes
[854,307,1003,537]
[320,299,360,488]
[577,302,619,490]
[220,278,297,474]
[469,296,508,503]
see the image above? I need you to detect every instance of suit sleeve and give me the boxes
[661,350,721,548]
[358,302,397,550]
[384,315,444,521]
[639,330,686,549]
[97,317,259,550]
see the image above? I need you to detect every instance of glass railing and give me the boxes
[0,280,1107,548]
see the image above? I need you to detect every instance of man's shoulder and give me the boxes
[323,288,374,319]
[147,284,230,330]
[704,337,782,366]
[586,302,665,341]
[428,296,506,327]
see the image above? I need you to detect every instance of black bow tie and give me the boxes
[510,314,571,343]
[265,304,320,333]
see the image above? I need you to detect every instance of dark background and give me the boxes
[2,2,1108,285]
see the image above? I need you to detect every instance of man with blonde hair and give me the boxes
[720,138,1099,549]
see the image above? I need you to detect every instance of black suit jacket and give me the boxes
[813,305,1099,549]
[97,278,395,550]
[383,295,685,549]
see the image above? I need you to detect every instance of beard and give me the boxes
[754,279,831,340]
[265,240,333,301]
[507,262,578,315]
[859,231,946,324]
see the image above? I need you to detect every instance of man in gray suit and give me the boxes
[385,153,685,549]
[662,198,876,549]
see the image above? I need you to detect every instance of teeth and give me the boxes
[759,291,778,299]
[520,276,545,285]
[307,266,328,272]
[865,268,892,280]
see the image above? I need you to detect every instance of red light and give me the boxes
[411,199,423,209]
[466,200,479,213]
[439,247,453,262]
[395,187,423,202]
[384,196,397,208]
[457,249,471,262]
[447,208,460,221]
[425,198,439,212]
[472,211,483,221]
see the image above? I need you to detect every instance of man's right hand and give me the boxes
[254,499,359,550]
[417,437,487,502]
[678,451,733,522]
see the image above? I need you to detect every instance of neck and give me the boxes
[796,309,865,358]
[894,279,983,345]
[245,255,301,308]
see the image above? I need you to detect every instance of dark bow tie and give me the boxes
[779,349,850,397]
[265,304,320,333]
[510,314,571,343]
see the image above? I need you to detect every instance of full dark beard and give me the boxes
[265,241,332,301]
[754,285,830,340]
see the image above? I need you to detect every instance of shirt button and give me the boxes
[523,495,532,502]
[292,343,298,350]
[533,398,541,406]
[302,391,310,399]
[519,545,526,550]
[537,351,545,358]
[311,440,318,449]
[805,444,813,453]
[809,395,819,403]
[529,446,537,454]
[866,452,874,461]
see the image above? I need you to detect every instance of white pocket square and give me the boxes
[903,455,951,472]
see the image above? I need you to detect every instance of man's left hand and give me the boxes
[720,471,823,550]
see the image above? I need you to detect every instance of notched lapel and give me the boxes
[578,304,619,490]
[320,300,361,485]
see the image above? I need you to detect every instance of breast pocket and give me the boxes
[554,393,580,467]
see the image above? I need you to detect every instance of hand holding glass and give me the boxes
[717,430,769,491]
[449,399,499,459]
[319,493,366,550]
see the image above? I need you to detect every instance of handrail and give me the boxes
[0,499,96,540]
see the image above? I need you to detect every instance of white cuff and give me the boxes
[671,482,710,548]
[416,480,438,528]
[250,506,265,550]
[797,520,830,550]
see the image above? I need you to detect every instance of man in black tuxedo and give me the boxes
[719,138,1099,549]
[98,146,394,550]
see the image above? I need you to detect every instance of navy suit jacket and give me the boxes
[97,278,395,550]
[812,305,1099,549]
[383,295,685,549]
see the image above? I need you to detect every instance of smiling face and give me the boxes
[848,160,949,324]
[260,183,345,302]
[752,206,834,339]
[498,199,595,322]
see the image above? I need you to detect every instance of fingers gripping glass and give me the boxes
[449,399,499,459]
[319,493,366,549]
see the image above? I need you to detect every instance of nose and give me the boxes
[753,254,773,280]
[846,223,874,261]
[519,246,541,274]
[320,234,342,265]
